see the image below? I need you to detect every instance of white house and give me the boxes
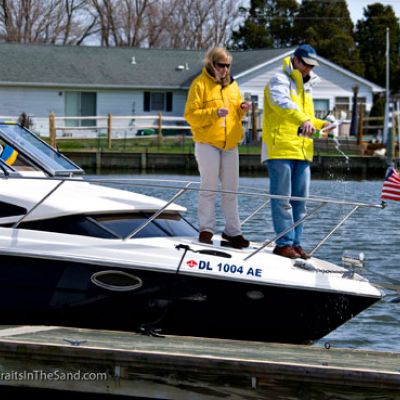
[0,43,383,135]
[234,49,384,125]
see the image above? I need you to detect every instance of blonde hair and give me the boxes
[204,47,232,86]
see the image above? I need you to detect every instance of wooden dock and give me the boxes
[0,325,399,399]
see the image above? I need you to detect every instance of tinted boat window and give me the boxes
[95,215,165,238]
[94,213,197,238]
[151,213,197,237]
[19,215,114,238]
[16,212,197,239]
[0,201,26,218]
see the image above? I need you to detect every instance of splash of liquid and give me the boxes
[332,136,350,163]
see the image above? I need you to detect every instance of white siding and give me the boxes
[0,87,188,119]
[97,91,141,115]
[0,87,64,117]
[173,91,188,117]
[236,59,282,110]
[315,64,374,113]
[98,90,187,117]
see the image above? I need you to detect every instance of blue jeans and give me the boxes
[266,159,310,247]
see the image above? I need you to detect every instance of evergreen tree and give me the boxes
[293,0,364,76]
[229,0,272,49]
[268,0,298,48]
[355,3,400,93]
[229,0,297,50]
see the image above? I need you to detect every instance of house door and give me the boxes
[65,92,97,127]
[81,92,97,126]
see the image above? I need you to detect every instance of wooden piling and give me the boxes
[49,112,56,148]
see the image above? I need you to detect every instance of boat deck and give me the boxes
[0,325,399,399]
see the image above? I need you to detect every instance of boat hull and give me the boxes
[0,254,379,344]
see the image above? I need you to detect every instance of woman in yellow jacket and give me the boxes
[184,47,250,247]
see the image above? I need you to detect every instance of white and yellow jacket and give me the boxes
[262,56,326,161]
[184,68,245,150]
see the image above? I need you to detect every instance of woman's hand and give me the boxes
[217,108,229,117]
[240,102,251,112]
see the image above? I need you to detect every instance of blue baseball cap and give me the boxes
[294,44,319,66]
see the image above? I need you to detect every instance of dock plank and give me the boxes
[0,325,398,399]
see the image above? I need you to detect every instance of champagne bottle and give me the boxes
[297,127,336,139]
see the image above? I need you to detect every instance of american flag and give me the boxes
[381,166,400,202]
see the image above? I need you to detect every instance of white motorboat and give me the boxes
[0,122,383,344]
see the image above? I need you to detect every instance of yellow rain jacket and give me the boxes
[184,68,245,150]
[262,56,326,161]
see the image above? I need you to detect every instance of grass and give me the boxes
[50,136,263,154]
[48,136,364,157]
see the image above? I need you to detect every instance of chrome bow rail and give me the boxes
[3,176,384,261]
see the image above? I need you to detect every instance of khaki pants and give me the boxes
[195,143,241,236]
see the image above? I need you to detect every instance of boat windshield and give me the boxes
[17,212,197,239]
[0,122,83,176]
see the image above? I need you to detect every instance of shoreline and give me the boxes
[63,150,388,180]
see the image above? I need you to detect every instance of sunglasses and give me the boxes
[215,62,230,69]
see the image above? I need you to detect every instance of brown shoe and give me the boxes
[273,245,299,259]
[199,231,213,244]
[221,232,250,248]
[293,246,310,260]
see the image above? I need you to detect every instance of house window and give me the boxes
[250,95,259,108]
[144,92,173,112]
[65,92,97,127]
[334,97,350,119]
[313,99,329,119]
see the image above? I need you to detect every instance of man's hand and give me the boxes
[300,120,316,136]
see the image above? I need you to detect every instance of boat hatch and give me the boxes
[0,122,83,176]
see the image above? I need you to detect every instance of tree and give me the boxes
[229,0,273,50]
[268,0,298,48]
[88,0,241,49]
[0,0,96,45]
[293,0,364,76]
[355,3,400,93]
[158,0,242,49]
[89,0,151,47]
[230,0,298,50]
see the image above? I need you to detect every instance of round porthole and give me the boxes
[91,270,143,292]
[246,290,264,300]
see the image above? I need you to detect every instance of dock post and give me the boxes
[357,106,364,145]
[107,113,112,149]
[157,112,162,149]
[96,151,101,174]
[141,151,147,170]
[49,112,56,148]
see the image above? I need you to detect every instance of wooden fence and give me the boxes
[48,112,191,149]
[358,111,400,143]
